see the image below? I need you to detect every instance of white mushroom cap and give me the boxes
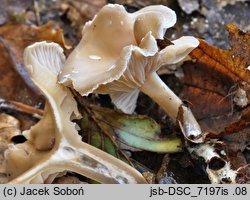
[59,4,167,94]
[58,4,199,114]
[133,5,176,43]
[58,4,175,90]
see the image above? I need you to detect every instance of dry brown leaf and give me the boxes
[0,22,67,106]
[181,24,250,136]
[0,42,41,106]
[0,21,68,67]
[226,24,250,68]
[181,25,250,181]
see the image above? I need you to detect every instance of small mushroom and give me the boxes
[59,4,203,142]
[5,42,146,184]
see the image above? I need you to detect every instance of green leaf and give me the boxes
[117,132,181,153]
[88,105,182,153]
[79,107,131,164]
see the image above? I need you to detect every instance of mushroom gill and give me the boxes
[58,4,203,143]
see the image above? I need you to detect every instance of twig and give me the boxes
[0,98,43,117]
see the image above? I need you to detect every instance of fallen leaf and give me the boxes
[0,21,68,69]
[130,158,155,176]
[0,98,43,117]
[181,24,250,135]
[85,104,182,153]
[180,24,249,182]
[226,24,250,68]
[0,42,40,106]
[77,101,182,184]
[79,109,131,165]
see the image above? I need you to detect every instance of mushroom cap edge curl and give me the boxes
[58,4,204,143]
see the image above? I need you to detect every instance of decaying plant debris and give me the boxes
[0,1,249,184]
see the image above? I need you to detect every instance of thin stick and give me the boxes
[0,98,44,117]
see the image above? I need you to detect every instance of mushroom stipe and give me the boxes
[59,4,204,143]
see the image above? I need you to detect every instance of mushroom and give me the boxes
[58,4,203,142]
[5,42,147,184]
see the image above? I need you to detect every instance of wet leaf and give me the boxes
[181,24,250,136]
[86,104,182,153]
[0,22,67,106]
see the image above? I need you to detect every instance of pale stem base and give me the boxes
[140,72,203,142]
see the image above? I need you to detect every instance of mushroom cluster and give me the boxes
[4,4,214,183]
[58,4,203,142]
[5,42,146,183]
